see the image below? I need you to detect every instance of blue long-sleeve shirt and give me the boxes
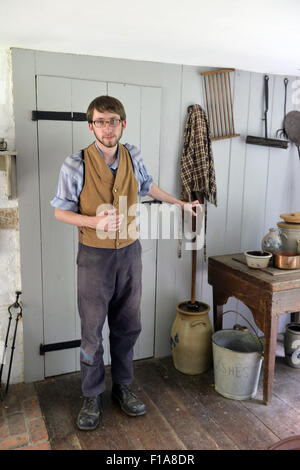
[50,142,154,212]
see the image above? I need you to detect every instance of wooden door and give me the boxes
[36,75,161,377]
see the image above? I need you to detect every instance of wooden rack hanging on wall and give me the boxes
[201,68,240,142]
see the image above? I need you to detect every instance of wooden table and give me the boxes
[208,253,300,405]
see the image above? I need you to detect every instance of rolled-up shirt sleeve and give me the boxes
[124,143,154,197]
[50,152,83,212]
[138,161,154,196]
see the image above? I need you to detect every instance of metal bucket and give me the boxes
[284,323,300,368]
[212,323,263,400]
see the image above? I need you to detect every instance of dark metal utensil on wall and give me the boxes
[276,78,289,140]
[0,291,22,399]
[246,75,288,149]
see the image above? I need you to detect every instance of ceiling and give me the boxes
[1,0,300,76]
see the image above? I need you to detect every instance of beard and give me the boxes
[95,128,124,148]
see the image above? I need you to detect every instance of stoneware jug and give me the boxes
[170,301,212,375]
[261,227,286,253]
[277,222,300,252]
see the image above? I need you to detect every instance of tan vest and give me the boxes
[78,142,138,249]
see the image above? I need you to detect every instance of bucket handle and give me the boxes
[220,310,264,356]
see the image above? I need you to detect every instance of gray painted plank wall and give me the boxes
[12,48,300,380]
[155,65,300,356]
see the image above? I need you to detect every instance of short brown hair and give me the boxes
[86,96,126,122]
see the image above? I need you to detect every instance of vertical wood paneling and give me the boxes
[241,73,272,252]
[71,79,107,152]
[154,63,182,358]
[37,76,77,376]
[140,86,161,184]
[222,70,251,328]
[225,71,250,254]
[237,73,273,332]
[137,86,161,359]
[13,49,300,383]
[264,75,293,233]
[108,83,141,148]
[200,138,231,327]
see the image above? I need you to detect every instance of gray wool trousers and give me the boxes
[77,239,142,397]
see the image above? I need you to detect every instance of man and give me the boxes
[51,95,200,431]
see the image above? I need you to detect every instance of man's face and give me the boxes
[88,109,126,149]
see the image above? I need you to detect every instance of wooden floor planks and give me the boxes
[34,356,300,450]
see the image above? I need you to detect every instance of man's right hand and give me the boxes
[95,208,124,232]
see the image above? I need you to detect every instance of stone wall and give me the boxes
[0,48,23,386]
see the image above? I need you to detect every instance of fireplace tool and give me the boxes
[246,75,288,149]
[276,78,289,140]
[0,291,22,399]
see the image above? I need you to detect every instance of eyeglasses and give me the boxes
[91,119,122,128]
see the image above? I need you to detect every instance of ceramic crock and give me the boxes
[170,301,212,375]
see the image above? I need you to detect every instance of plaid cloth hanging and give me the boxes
[180,104,217,260]
[180,104,217,206]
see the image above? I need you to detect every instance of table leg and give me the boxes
[213,304,223,332]
[263,314,279,405]
[212,289,229,332]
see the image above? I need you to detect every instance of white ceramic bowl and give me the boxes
[244,250,272,269]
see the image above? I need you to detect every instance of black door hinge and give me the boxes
[40,339,81,355]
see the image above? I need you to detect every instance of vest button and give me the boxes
[114,188,118,192]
